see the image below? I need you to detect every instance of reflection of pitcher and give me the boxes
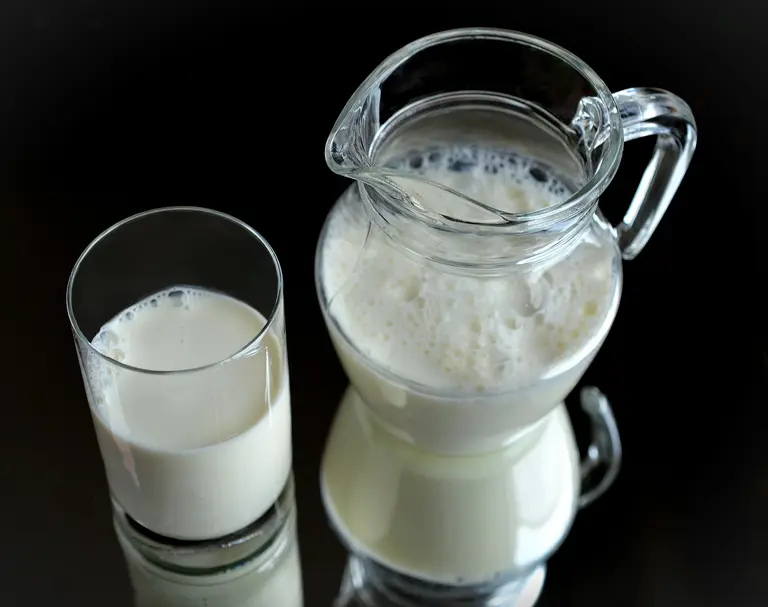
[115,481,304,607]
[316,28,696,603]
[334,556,546,607]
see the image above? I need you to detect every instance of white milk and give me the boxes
[86,287,292,540]
[117,513,304,607]
[318,146,618,583]
[322,387,580,585]
[319,146,619,454]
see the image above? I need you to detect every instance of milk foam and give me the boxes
[92,287,258,371]
[386,146,571,219]
[86,287,292,540]
[321,146,615,394]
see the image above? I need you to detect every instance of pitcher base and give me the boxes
[335,555,546,607]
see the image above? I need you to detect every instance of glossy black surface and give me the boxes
[4,3,766,606]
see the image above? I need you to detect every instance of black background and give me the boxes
[3,2,767,606]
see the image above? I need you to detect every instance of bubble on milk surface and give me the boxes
[386,145,571,203]
[85,287,211,402]
[91,288,194,357]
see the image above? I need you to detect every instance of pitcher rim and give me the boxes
[325,27,624,224]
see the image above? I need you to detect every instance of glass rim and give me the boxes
[326,27,624,225]
[66,206,284,376]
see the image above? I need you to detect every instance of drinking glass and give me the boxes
[66,207,292,542]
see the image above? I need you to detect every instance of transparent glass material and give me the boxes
[334,557,545,607]
[315,27,696,598]
[67,207,292,542]
[114,481,303,607]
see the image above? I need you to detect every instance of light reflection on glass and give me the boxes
[114,487,303,607]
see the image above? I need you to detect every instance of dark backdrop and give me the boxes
[3,2,766,606]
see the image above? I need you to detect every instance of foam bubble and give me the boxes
[90,287,205,364]
[385,145,573,215]
[322,145,616,392]
[85,286,224,425]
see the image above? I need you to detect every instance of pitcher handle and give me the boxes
[577,386,622,509]
[611,88,697,260]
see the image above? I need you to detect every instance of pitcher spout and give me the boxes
[326,84,418,207]
[326,88,512,227]
[325,83,381,177]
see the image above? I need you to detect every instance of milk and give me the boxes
[318,145,619,583]
[322,388,580,585]
[117,511,304,607]
[85,287,292,540]
[319,146,619,454]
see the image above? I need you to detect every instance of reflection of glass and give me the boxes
[67,207,292,542]
[115,481,303,607]
[316,27,696,602]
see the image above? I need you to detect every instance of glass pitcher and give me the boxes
[315,28,696,602]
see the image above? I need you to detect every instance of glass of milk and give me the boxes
[66,207,293,544]
[114,479,303,607]
[316,28,696,603]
